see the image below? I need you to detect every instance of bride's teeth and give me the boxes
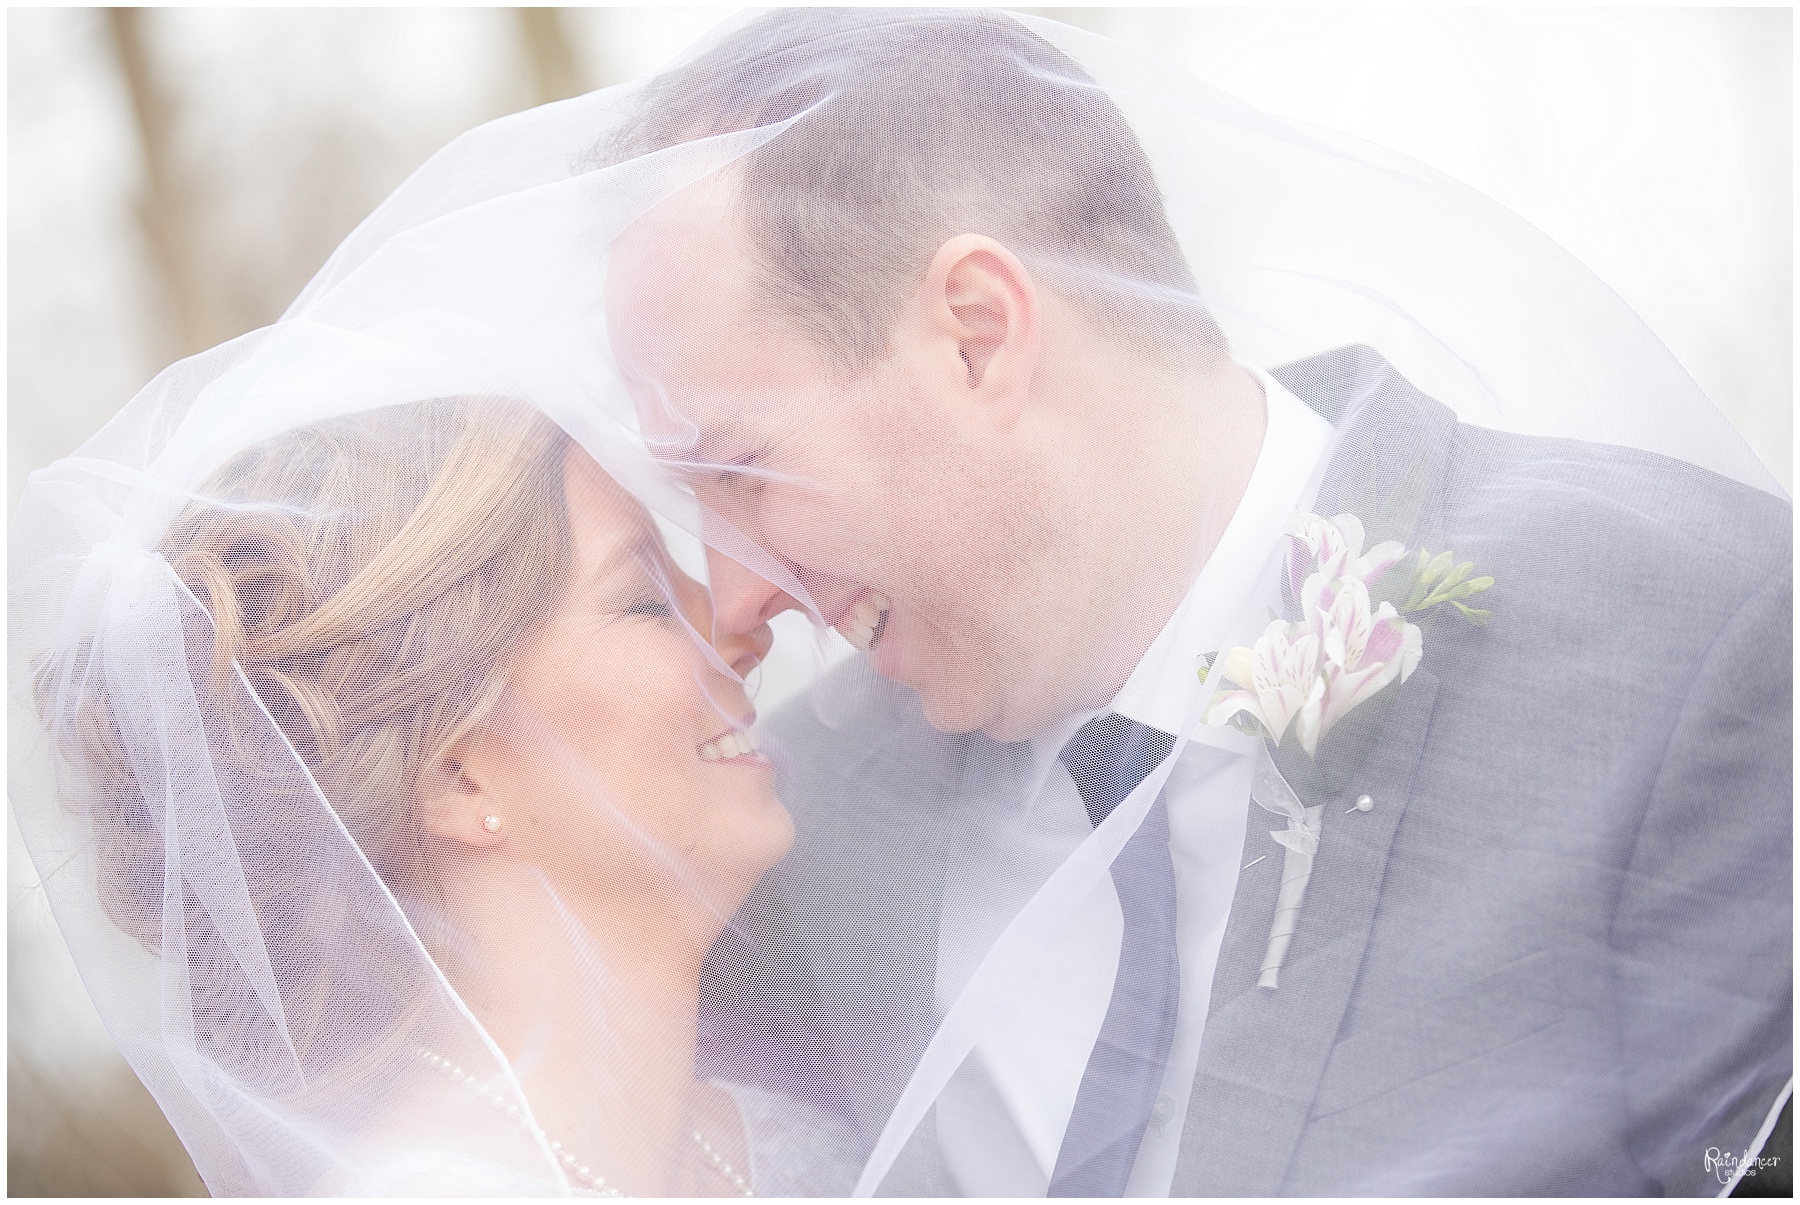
[699,731,761,761]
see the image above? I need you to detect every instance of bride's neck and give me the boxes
[433,857,723,1194]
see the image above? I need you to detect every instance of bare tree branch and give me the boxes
[103,7,206,359]
[517,8,587,106]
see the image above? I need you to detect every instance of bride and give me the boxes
[25,395,856,1196]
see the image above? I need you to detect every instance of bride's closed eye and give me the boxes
[621,596,675,620]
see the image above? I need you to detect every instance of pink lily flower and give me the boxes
[1204,619,1322,745]
[1295,573,1423,756]
[1287,512,1408,598]
[1211,513,1434,756]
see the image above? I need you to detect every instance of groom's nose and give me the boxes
[712,616,774,680]
[707,547,801,636]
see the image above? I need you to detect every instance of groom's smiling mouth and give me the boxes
[834,590,891,651]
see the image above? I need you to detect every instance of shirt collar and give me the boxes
[1103,362,1335,750]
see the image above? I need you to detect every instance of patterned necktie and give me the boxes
[1048,713,1182,1197]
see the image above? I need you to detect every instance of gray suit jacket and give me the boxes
[698,346,1792,1196]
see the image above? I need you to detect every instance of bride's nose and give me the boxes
[710,600,773,680]
[707,546,802,636]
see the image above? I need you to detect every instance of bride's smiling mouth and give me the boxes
[696,726,765,763]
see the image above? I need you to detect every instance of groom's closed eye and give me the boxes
[651,451,755,497]
[714,450,766,491]
[672,421,771,491]
[681,440,765,481]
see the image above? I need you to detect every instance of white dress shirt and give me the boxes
[934,366,1334,1196]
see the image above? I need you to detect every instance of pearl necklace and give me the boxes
[415,1048,753,1197]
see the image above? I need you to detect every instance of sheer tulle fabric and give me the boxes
[10,8,1786,1198]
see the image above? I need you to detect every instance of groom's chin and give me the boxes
[873,620,1024,739]
[913,677,1012,741]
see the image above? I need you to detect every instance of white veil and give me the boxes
[10,8,1787,1197]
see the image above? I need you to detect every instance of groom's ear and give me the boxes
[417,733,507,850]
[915,234,1040,432]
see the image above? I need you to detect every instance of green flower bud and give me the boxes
[1451,601,1492,626]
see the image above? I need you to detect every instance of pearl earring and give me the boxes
[482,814,502,834]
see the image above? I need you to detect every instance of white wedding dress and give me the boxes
[719,1081,861,1197]
[333,1081,858,1197]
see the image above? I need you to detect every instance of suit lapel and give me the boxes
[1171,347,1460,1194]
[1174,668,1438,1195]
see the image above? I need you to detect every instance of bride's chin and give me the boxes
[714,790,795,886]
[741,790,796,868]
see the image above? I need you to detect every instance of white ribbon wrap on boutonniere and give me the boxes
[1251,745,1321,990]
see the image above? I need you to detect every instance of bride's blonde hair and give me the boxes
[42,396,572,949]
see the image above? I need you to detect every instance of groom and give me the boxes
[602,9,1791,1196]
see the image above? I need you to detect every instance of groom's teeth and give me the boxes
[842,593,893,652]
[867,592,891,648]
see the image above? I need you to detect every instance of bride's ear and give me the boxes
[417,736,506,850]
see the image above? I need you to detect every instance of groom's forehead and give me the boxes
[607,190,763,362]
[609,176,749,305]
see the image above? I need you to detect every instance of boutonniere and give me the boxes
[1205,512,1495,988]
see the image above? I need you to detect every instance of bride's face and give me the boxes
[469,445,790,916]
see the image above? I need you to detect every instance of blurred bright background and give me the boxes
[8,6,1791,1195]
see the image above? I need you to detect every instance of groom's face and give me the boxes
[606,181,1042,738]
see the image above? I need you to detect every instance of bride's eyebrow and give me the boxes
[584,532,666,595]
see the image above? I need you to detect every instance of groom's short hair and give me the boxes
[595,8,1224,379]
